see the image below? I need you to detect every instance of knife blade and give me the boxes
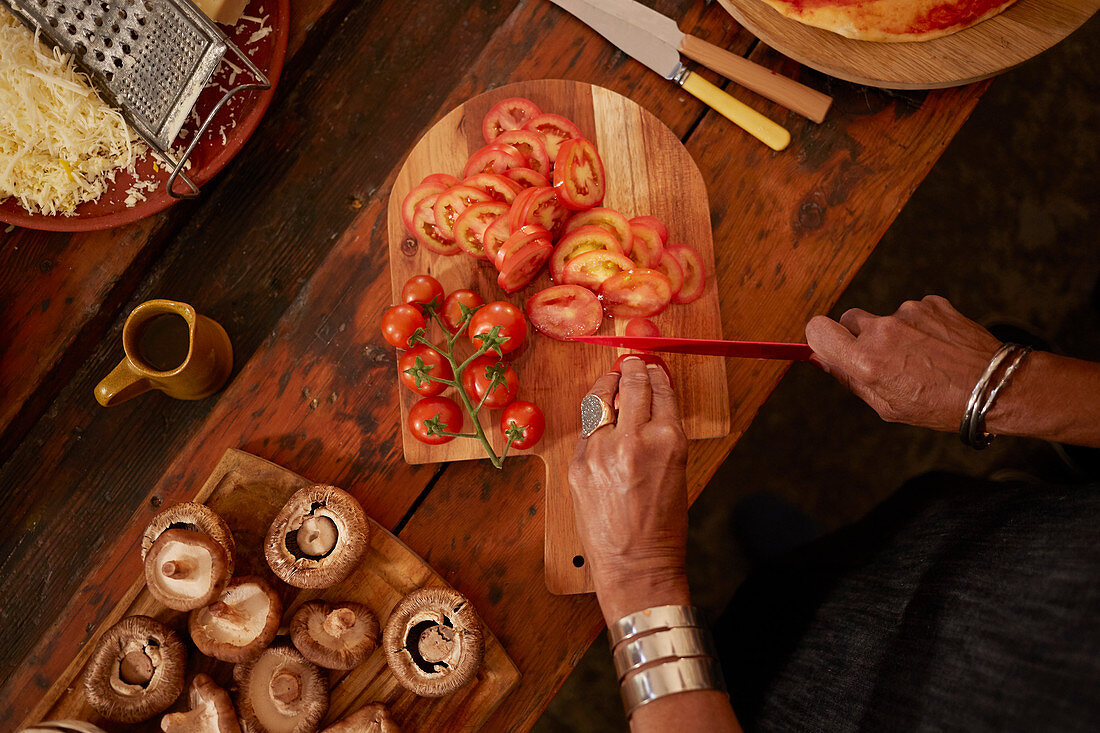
[548,0,791,150]
[573,335,814,360]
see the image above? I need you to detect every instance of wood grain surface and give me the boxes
[0,0,989,729]
[27,449,518,731]
[719,0,1098,89]
[387,79,729,596]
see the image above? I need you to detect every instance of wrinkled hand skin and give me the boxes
[569,358,689,620]
[806,295,1002,432]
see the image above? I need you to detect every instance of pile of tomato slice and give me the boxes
[400,97,707,342]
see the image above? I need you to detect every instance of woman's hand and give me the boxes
[569,357,690,624]
[805,295,1002,432]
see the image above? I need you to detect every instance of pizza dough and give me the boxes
[754,0,1019,42]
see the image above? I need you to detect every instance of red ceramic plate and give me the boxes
[0,0,290,232]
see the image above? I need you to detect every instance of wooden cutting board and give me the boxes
[386,79,730,596]
[719,0,1099,89]
[22,449,519,731]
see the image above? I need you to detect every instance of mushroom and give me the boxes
[189,576,282,663]
[264,485,369,588]
[82,615,186,723]
[160,673,241,733]
[236,645,328,733]
[320,703,401,733]
[290,600,379,670]
[19,722,108,732]
[382,587,484,698]
[142,502,235,571]
[144,527,232,611]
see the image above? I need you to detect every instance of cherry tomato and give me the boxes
[624,317,660,338]
[598,268,673,318]
[501,401,545,450]
[498,241,553,294]
[610,353,672,384]
[462,142,527,179]
[433,185,492,240]
[563,207,634,254]
[553,138,606,210]
[401,274,445,312]
[526,284,603,341]
[469,301,527,355]
[629,215,669,244]
[398,344,454,397]
[482,216,512,264]
[381,304,426,349]
[666,244,706,304]
[550,225,623,282]
[453,201,509,259]
[628,219,664,268]
[441,289,484,334]
[496,129,550,176]
[401,181,448,236]
[463,173,522,204]
[461,355,519,409]
[483,97,542,143]
[408,396,463,445]
[523,113,582,160]
[496,225,551,270]
[655,250,684,297]
[506,167,551,188]
[411,195,461,255]
[561,250,634,290]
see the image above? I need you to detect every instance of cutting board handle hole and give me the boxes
[572,555,585,568]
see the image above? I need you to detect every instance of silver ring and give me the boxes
[581,394,615,438]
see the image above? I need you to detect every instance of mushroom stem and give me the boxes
[297,515,338,556]
[270,669,302,704]
[206,600,244,623]
[119,649,155,686]
[417,625,455,664]
[160,559,195,579]
[322,607,357,637]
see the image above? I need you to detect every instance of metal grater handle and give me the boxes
[165,38,270,198]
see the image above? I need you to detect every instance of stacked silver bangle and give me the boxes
[960,342,1033,449]
[608,605,726,718]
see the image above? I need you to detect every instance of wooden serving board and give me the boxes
[720,0,1099,89]
[386,79,730,596]
[24,449,519,731]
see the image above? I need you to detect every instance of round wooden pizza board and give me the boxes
[719,0,1098,89]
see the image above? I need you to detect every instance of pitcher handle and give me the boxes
[95,360,153,407]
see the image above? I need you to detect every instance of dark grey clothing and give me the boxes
[715,473,1100,732]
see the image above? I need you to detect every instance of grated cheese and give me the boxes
[0,13,143,216]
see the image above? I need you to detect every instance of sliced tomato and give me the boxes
[523,113,582,160]
[483,97,542,143]
[624,317,660,338]
[408,396,463,445]
[629,215,669,244]
[496,225,551,270]
[501,401,545,449]
[628,219,664,268]
[508,186,568,238]
[463,172,522,204]
[506,167,551,188]
[454,201,509,259]
[496,129,550,176]
[563,207,633,254]
[498,241,553,294]
[421,172,460,189]
[402,181,448,235]
[562,250,634,291]
[462,143,527,179]
[655,250,684,297]
[666,244,705,304]
[441,289,484,334]
[550,225,623,282]
[461,355,519,409]
[553,138,605,210]
[399,344,454,397]
[598,268,672,318]
[482,215,512,264]
[411,195,461,255]
[433,185,492,240]
[525,284,603,341]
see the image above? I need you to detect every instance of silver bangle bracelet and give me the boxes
[969,345,1032,447]
[960,343,1016,449]
[621,655,727,718]
[607,605,704,650]
[613,626,716,680]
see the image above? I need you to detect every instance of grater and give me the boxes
[1,0,270,198]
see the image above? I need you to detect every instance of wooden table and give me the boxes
[0,0,987,728]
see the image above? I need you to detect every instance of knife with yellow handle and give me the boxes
[547,0,827,151]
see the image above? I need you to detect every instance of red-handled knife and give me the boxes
[572,335,814,360]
